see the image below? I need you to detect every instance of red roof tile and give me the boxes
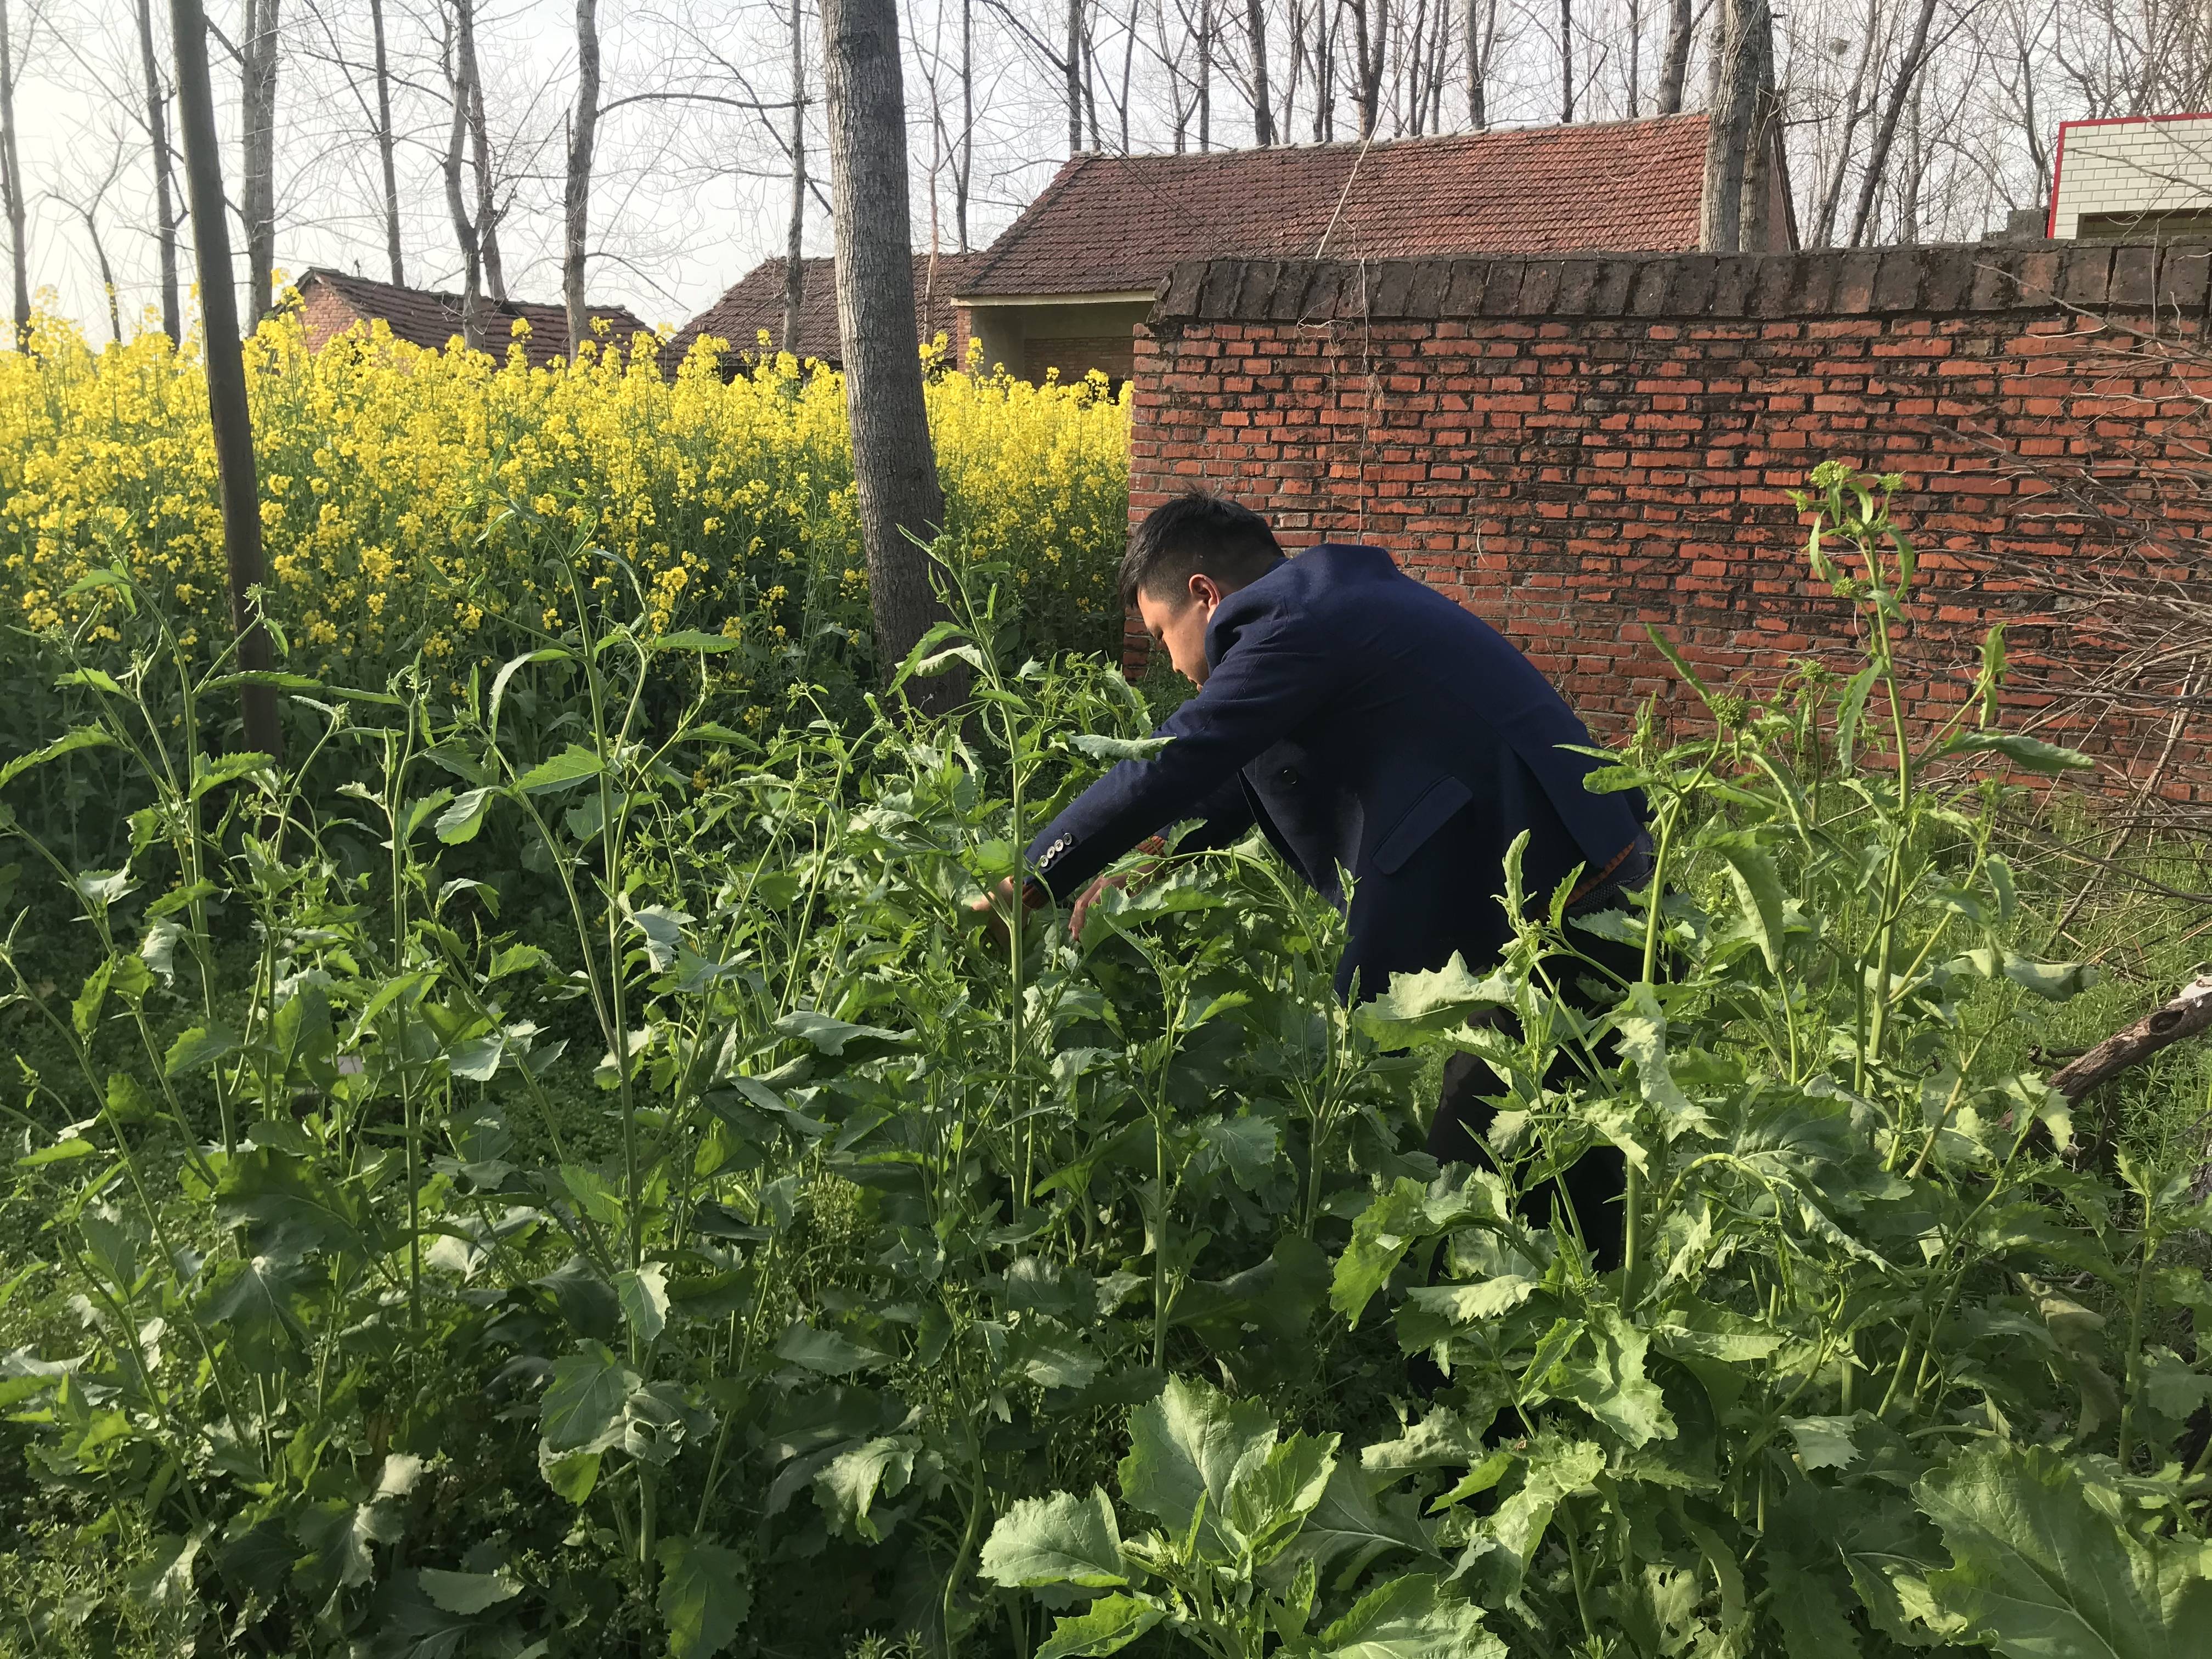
[297,267,653,368]
[668,252,985,370]
[958,114,1738,298]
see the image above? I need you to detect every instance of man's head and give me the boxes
[1119,492,1285,685]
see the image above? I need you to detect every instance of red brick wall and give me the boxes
[1127,245,2212,801]
[298,279,368,353]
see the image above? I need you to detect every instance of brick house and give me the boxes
[955,111,1794,385]
[2048,115,2212,240]
[665,252,984,374]
[297,267,652,368]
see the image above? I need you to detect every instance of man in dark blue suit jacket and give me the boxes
[1006,493,1650,1258]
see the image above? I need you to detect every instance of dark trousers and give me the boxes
[1424,873,1651,1273]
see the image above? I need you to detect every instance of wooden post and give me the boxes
[170,0,283,760]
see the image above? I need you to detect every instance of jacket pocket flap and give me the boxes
[1372,776,1473,874]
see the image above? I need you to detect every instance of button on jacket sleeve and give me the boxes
[1024,589,1340,900]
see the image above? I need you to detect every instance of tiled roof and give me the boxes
[297,267,653,368]
[667,252,985,370]
[958,114,1724,298]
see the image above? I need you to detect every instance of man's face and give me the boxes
[1136,573,1226,686]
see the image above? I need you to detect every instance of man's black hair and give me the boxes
[1118,492,1285,611]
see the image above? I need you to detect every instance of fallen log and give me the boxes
[2050,969,2212,1103]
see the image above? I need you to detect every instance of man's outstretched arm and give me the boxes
[1020,605,1336,904]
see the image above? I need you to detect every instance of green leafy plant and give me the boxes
[981,1374,1499,1659]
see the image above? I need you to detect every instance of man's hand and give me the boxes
[966,876,1024,950]
[1068,872,1128,938]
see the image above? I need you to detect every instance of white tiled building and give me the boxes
[2050,115,2212,240]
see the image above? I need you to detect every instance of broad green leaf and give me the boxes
[630,904,690,971]
[1069,732,1173,761]
[1396,1277,1538,1352]
[165,1022,240,1077]
[123,1529,204,1610]
[72,958,114,1039]
[1331,1177,1429,1326]
[418,1566,523,1613]
[980,1488,1128,1588]
[616,1264,670,1343]
[1198,1113,1279,1188]
[539,1340,637,1456]
[1278,1463,1440,1588]
[539,1447,601,1503]
[1118,1373,1276,1560]
[650,629,741,653]
[1786,1415,1865,1472]
[812,1435,921,1542]
[774,1009,909,1057]
[1614,985,1706,1136]
[1483,1436,1603,1581]
[435,787,497,844]
[294,1491,405,1592]
[1835,665,1878,771]
[775,1321,887,1376]
[1916,1442,2212,1658]
[16,1136,97,1168]
[1035,1594,1165,1659]
[196,1255,309,1367]
[215,1148,377,1265]
[1542,1307,1675,1448]
[656,1537,752,1659]
[1707,830,1787,972]
[1317,1573,1504,1659]
[516,744,604,794]
[1361,1406,1500,1474]
[1938,730,2095,775]
[0,725,116,792]
[189,749,276,801]
[1226,1430,1340,1561]
[1355,952,1515,1047]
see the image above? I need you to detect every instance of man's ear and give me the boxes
[1188,572,1224,610]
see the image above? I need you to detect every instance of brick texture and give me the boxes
[1126,244,2212,803]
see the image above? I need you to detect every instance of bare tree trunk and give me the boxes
[1847,0,1940,247]
[1466,0,1490,126]
[956,0,972,240]
[1627,0,1640,115]
[1313,0,1332,137]
[1246,0,1272,142]
[1700,0,1770,250]
[1082,13,1101,145]
[1558,0,1573,120]
[1655,0,1691,112]
[370,0,402,284]
[0,0,27,352]
[563,0,599,362]
[136,0,182,340]
[782,0,807,348]
[1198,0,1211,146]
[240,0,280,329]
[457,0,504,302]
[1350,0,1383,134]
[1738,50,1779,248]
[441,5,484,348]
[821,0,955,709]
[1065,0,1083,150]
[168,0,281,760]
[1119,0,1136,148]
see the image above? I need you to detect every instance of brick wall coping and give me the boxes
[1147,240,2207,327]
